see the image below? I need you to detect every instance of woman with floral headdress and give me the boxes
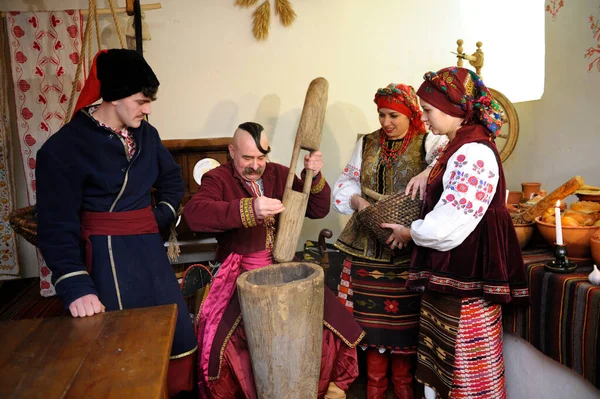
[332,83,448,398]
[384,67,529,399]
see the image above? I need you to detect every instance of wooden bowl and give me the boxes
[535,216,600,259]
[513,222,535,250]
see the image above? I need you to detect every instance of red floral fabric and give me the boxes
[7,10,85,295]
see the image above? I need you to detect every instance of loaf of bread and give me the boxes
[563,209,596,226]
[561,216,580,227]
[570,201,600,214]
[541,207,555,223]
[539,201,600,226]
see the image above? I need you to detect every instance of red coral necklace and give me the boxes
[379,130,412,168]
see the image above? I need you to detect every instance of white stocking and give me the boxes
[424,385,437,399]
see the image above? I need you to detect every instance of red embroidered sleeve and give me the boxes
[441,150,498,219]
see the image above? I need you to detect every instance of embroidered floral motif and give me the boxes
[472,159,485,174]
[454,154,467,167]
[442,193,474,214]
[459,198,474,213]
[456,183,469,193]
[444,164,495,216]
[383,299,399,314]
[473,206,485,218]
[442,193,456,204]
[342,164,360,180]
[427,143,446,164]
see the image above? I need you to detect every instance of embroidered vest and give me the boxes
[336,129,426,262]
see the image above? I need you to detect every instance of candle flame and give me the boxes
[556,200,561,207]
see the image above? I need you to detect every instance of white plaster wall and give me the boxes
[505,0,600,193]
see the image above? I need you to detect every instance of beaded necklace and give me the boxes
[378,129,413,168]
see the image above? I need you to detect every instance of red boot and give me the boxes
[391,354,414,399]
[366,349,389,399]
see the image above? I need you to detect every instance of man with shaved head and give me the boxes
[184,122,364,399]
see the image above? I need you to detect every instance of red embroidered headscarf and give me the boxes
[416,67,504,137]
[374,83,427,137]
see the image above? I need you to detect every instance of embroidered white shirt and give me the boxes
[332,133,449,215]
[410,142,499,251]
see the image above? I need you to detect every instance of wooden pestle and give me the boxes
[273,78,329,262]
[514,176,584,224]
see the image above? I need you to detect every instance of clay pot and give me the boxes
[521,182,541,202]
[576,193,600,203]
[513,222,535,250]
[507,191,523,205]
[591,231,600,266]
[535,216,600,259]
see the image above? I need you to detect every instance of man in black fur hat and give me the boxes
[36,49,196,396]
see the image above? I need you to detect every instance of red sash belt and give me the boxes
[80,206,159,272]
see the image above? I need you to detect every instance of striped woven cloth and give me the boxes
[416,292,506,398]
[503,248,599,390]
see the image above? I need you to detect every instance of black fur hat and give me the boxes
[96,49,159,101]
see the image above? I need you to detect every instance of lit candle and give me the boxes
[505,189,509,205]
[555,200,563,245]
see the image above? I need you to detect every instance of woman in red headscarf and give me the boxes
[384,68,529,399]
[332,83,448,398]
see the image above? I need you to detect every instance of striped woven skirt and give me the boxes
[337,255,420,354]
[416,292,506,399]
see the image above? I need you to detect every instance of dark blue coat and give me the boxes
[36,108,196,358]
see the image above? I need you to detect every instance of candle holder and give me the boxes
[545,243,578,273]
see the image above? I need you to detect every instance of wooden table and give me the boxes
[0,304,177,399]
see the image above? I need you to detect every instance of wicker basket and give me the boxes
[8,205,38,247]
[356,193,422,244]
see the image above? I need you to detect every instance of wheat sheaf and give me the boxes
[236,0,297,40]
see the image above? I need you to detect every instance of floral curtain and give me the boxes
[0,18,19,279]
[6,10,84,295]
